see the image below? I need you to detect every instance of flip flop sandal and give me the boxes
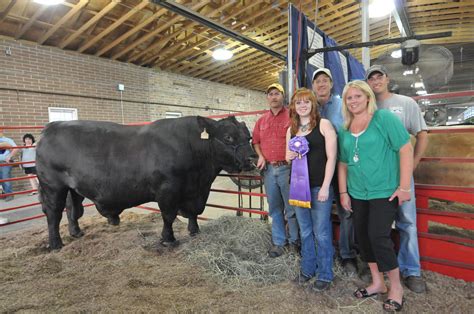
[383,298,404,312]
[353,288,378,299]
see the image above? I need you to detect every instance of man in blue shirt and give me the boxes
[0,129,19,202]
[312,68,358,275]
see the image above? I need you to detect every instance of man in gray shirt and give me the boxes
[366,65,429,293]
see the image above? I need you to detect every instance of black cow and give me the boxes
[36,116,256,250]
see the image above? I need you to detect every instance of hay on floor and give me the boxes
[181,216,299,287]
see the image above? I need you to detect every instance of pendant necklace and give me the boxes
[353,136,360,163]
[299,122,310,132]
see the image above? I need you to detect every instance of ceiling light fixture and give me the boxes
[212,47,233,61]
[391,49,402,58]
[369,0,394,18]
[34,0,63,5]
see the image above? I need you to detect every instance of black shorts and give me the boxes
[24,167,37,175]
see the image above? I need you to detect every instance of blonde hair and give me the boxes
[341,80,378,130]
[289,88,320,135]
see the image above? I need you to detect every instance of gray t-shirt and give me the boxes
[377,94,427,136]
[21,147,36,168]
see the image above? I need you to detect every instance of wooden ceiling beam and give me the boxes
[78,0,149,53]
[159,5,287,72]
[153,0,286,68]
[182,20,288,75]
[193,39,286,82]
[95,8,168,57]
[59,0,119,49]
[133,0,238,65]
[38,0,89,45]
[15,6,48,39]
[0,0,17,24]
[187,27,287,78]
[111,1,209,60]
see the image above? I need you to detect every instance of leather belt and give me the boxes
[268,160,288,167]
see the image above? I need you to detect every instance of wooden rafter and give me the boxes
[38,0,89,45]
[111,1,209,60]
[59,0,119,49]
[15,5,48,39]
[133,0,239,65]
[78,0,149,53]
[0,0,17,24]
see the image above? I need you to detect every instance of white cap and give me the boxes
[312,68,333,81]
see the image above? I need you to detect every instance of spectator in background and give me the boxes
[21,134,38,195]
[0,128,19,202]
[253,83,299,258]
[366,65,428,293]
[312,68,358,275]
[338,80,412,312]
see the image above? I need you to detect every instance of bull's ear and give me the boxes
[196,116,217,137]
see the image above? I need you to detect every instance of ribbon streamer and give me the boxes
[288,136,311,208]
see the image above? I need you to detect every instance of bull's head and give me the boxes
[197,116,257,173]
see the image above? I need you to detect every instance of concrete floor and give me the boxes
[0,175,267,235]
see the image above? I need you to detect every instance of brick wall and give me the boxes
[0,38,269,193]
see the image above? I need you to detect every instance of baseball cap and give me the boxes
[312,68,333,81]
[365,64,388,80]
[266,83,284,94]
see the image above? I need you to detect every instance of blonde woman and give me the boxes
[338,80,412,312]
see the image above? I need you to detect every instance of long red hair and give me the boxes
[289,88,320,135]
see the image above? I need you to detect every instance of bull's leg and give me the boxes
[188,216,200,236]
[160,211,178,247]
[107,215,120,225]
[66,190,85,238]
[39,184,68,250]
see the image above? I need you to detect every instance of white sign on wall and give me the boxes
[48,107,78,122]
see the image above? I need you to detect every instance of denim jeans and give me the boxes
[0,165,13,194]
[294,186,334,282]
[263,164,299,246]
[396,178,421,277]
[333,181,357,259]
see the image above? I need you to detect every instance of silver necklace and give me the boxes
[353,136,360,163]
[299,123,310,132]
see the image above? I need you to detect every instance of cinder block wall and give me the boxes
[0,39,268,193]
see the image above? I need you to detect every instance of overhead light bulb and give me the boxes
[34,0,63,5]
[369,0,394,18]
[212,47,233,61]
[391,49,402,58]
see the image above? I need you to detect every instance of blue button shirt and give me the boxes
[0,137,16,161]
[319,95,343,133]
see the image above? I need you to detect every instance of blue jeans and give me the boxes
[263,164,299,246]
[0,165,13,194]
[396,178,421,277]
[294,186,334,282]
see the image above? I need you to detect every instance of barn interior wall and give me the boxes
[0,38,267,192]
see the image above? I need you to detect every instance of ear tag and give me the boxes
[200,128,209,140]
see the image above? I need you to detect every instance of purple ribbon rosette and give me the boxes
[288,136,311,208]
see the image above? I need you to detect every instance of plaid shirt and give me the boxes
[252,106,290,162]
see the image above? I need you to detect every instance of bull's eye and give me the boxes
[224,134,233,143]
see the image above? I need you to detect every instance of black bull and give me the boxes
[36,116,257,250]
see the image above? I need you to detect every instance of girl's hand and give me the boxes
[317,186,330,202]
[340,193,352,212]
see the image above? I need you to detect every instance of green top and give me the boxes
[338,109,410,200]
